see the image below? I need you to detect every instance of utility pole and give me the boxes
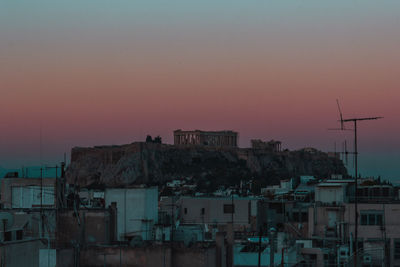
[258,227,262,267]
[40,167,44,238]
[171,197,174,267]
[231,194,234,225]
[343,117,381,267]
[334,100,383,267]
[269,228,276,267]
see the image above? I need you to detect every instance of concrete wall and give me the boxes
[309,203,400,266]
[79,246,171,267]
[174,225,204,245]
[301,247,325,266]
[173,246,216,267]
[315,185,346,204]
[105,187,158,241]
[1,178,56,209]
[308,205,345,238]
[0,239,46,267]
[57,209,113,247]
[234,244,297,267]
[57,244,218,267]
[345,203,400,267]
[0,210,56,241]
[179,197,254,230]
[56,249,74,267]
[39,249,56,267]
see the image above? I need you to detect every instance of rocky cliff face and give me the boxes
[66,143,347,188]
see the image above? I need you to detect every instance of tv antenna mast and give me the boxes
[335,99,383,267]
[340,140,351,167]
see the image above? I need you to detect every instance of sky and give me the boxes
[1,1,399,180]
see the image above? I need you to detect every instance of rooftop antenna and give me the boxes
[337,99,344,130]
[327,101,353,131]
[339,140,349,166]
[40,123,43,167]
[334,99,383,267]
[333,141,340,174]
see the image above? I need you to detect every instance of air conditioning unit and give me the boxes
[338,246,350,262]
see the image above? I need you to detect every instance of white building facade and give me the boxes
[105,187,158,241]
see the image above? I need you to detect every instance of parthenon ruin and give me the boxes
[251,139,282,152]
[173,129,238,147]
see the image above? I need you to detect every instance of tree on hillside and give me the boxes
[146,135,153,143]
[154,136,162,144]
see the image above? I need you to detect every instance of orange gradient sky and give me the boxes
[0,1,399,179]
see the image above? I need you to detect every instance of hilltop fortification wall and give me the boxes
[66,142,347,187]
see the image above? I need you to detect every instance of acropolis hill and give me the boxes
[66,139,347,188]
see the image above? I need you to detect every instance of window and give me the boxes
[223,204,235,214]
[360,211,383,225]
[184,208,187,214]
[395,239,400,259]
[377,214,383,225]
[361,214,368,225]
[301,212,308,222]
[368,214,375,224]
[201,208,205,215]
[4,231,11,241]
[16,230,23,240]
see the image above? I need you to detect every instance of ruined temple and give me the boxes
[251,139,282,152]
[173,129,238,147]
